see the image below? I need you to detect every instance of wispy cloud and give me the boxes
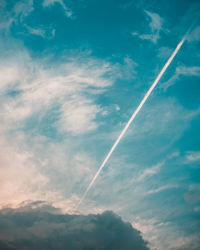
[24,24,46,38]
[185,151,200,163]
[161,65,200,91]
[187,25,200,42]
[128,97,198,142]
[0,42,139,210]
[132,10,163,44]
[145,11,162,32]
[0,137,49,209]
[0,46,138,136]
[13,0,34,22]
[0,48,111,209]
[0,132,98,212]
[133,216,200,250]
[0,0,34,32]
[0,53,114,135]
[23,24,56,39]
[136,162,163,182]
[42,0,73,18]
[158,47,173,58]
[145,184,178,195]
[75,37,185,209]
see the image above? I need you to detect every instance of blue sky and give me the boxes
[0,0,200,249]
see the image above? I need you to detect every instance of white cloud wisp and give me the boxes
[132,10,163,43]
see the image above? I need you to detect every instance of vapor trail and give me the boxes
[75,36,185,210]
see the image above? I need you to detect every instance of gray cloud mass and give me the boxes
[0,201,149,250]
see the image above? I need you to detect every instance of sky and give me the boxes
[0,0,200,249]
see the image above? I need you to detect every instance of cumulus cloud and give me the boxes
[0,202,149,250]
[132,10,163,44]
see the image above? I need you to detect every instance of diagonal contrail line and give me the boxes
[75,36,185,210]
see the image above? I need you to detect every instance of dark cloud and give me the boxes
[0,201,149,250]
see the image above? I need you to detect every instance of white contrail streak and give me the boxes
[75,37,185,210]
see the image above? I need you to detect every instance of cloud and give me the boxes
[57,98,101,134]
[158,46,173,58]
[128,98,198,141]
[0,51,115,135]
[42,0,73,18]
[0,130,100,212]
[0,46,138,136]
[187,25,200,42]
[0,1,56,38]
[145,184,178,195]
[136,162,163,182]
[0,137,49,209]
[132,10,163,44]
[0,0,34,32]
[185,151,200,162]
[136,154,178,186]
[0,18,14,32]
[0,47,117,209]
[184,192,200,203]
[145,11,162,33]
[133,215,200,250]
[24,23,56,39]
[0,43,139,210]
[13,0,34,22]
[24,24,46,38]
[161,65,200,91]
[120,56,138,80]
[176,66,200,76]
[0,202,149,250]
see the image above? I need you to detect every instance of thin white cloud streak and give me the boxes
[161,65,200,91]
[136,162,163,182]
[75,37,185,210]
[145,184,178,195]
[185,151,200,162]
[24,25,46,38]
